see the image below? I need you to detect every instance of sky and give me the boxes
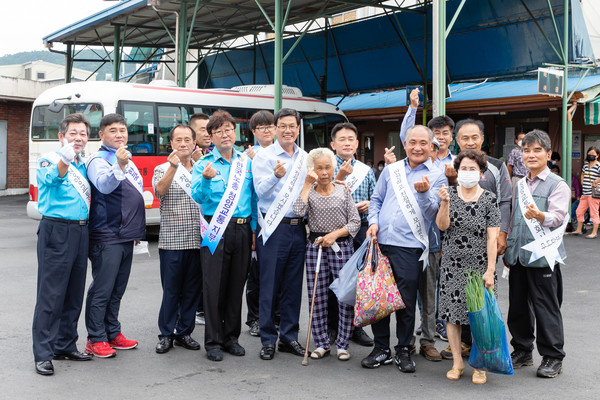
[0,0,114,57]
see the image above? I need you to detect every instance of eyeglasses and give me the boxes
[212,128,235,137]
[277,124,298,131]
[255,125,275,133]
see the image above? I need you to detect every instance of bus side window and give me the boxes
[158,105,189,155]
[122,102,156,155]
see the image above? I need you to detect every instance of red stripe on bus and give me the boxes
[132,84,323,103]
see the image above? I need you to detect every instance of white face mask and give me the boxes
[457,170,480,188]
[378,166,384,171]
[517,140,522,147]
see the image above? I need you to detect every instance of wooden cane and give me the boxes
[302,243,323,366]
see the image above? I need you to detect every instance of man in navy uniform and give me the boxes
[32,113,93,375]
[84,113,146,358]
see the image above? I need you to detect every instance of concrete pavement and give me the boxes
[0,194,597,399]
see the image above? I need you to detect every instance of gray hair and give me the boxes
[59,113,91,136]
[307,147,336,169]
[522,129,551,152]
[405,125,434,143]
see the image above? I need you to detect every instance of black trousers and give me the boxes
[256,223,306,345]
[158,249,202,339]
[507,261,565,360]
[371,245,423,352]
[85,241,134,342]
[32,218,88,362]
[201,222,251,350]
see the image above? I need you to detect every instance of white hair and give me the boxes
[307,147,336,169]
[405,125,434,143]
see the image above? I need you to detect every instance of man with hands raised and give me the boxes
[251,108,308,360]
[85,113,145,358]
[153,125,203,355]
[33,114,93,375]
[363,125,447,373]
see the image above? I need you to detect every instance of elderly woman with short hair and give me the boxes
[436,149,500,384]
[293,147,360,361]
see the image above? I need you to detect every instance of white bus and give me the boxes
[28,80,347,224]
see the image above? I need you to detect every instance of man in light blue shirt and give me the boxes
[33,113,93,375]
[191,110,257,362]
[252,108,308,360]
[363,125,447,373]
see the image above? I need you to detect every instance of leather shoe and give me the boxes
[537,357,562,378]
[260,344,275,360]
[155,337,174,354]
[224,342,245,356]
[174,335,201,350]
[207,348,223,361]
[278,340,305,357]
[419,345,442,361]
[53,351,93,361]
[35,361,54,376]
[351,327,374,347]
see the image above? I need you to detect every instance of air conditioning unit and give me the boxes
[231,84,303,98]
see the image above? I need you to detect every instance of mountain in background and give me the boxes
[0,50,135,80]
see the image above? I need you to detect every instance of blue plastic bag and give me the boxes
[329,237,371,306]
[467,289,514,375]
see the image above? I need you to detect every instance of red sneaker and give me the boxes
[85,340,116,358]
[108,333,138,350]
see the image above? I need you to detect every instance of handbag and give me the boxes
[353,241,405,327]
[329,237,371,306]
[592,184,600,199]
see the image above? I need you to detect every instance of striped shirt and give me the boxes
[581,161,600,196]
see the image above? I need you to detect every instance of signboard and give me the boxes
[538,68,564,97]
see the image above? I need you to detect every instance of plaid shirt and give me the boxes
[153,163,202,250]
[334,155,376,222]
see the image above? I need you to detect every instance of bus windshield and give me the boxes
[31,103,103,141]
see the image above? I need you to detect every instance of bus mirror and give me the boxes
[48,101,64,113]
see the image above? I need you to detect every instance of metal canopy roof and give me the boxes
[43,0,412,50]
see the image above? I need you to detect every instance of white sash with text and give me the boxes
[345,160,371,194]
[516,178,568,270]
[42,152,91,212]
[388,160,429,267]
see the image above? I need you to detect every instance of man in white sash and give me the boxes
[504,129,570,379]
[191,110,257,362]
[252,108,308,360]
[329,122,376,347]
[152,125,203,355]
[85,113,145,359]
[32,114,93,375]
[363,125,447,373]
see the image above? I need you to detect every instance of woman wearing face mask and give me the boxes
[570,146,600,238]
[435,149,500,384]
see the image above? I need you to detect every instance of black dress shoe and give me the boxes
[155,337,174,354]
[278,340,305,357]
[260,344,275,360]
[224,342,246,356]
[53,351,93,361]
[207,348,224,361]
[351,327,374,347]
[537,357,563,378]
[35,361,54,376]
[174,335,201,350]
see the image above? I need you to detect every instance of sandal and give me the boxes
[337,348,350,361]
[472,369,487,384]
[446,367,464,381]
[585,234,598,239]
[310,347,330,359]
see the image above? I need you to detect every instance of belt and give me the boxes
[261,213,303,226]
[42,216,88,226]
[308,232,349,243]
[205,216,249,225]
